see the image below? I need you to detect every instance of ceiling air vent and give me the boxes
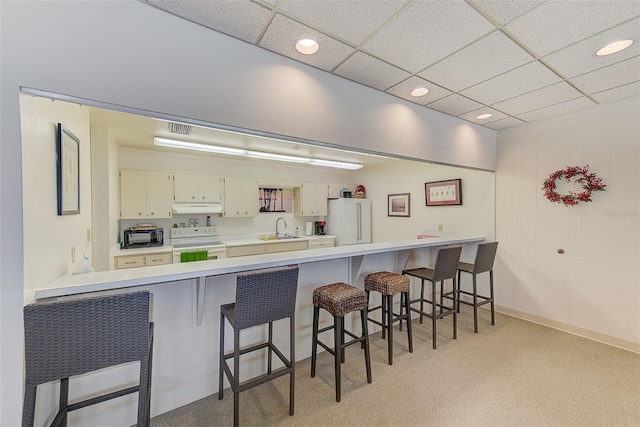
[168,122,193,135]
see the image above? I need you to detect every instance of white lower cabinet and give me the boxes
[115,252,172,269]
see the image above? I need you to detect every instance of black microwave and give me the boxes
[122,227,164,249]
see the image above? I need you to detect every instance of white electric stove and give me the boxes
[170,226,226,263]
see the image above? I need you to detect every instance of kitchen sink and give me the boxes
[259,233,301,240]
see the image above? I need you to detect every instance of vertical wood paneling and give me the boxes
[496,112,639,345]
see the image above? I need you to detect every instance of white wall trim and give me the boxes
[496,305,640,354]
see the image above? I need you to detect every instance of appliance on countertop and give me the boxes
[327,198,371,246]
[172,202,223,215]
[170,226,226,263]
[122,225,164,249]
[314,221,327,235]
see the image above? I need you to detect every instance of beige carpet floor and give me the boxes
[151,308,640,427]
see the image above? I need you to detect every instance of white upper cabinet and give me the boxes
[174,173,222,203]
[294,182,329,216]
[120,169,173,219]
[224,176,258,217]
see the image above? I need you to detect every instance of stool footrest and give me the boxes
[222,341,270,360]
[410,305,456,320]
[66,386,139,412]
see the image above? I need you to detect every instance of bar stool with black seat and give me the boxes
[311,282,372,402]
[22,291,154,427]
[454,241,499,333]
[402,245,462,349]
[218,266,299,427]
[364,271,412,365]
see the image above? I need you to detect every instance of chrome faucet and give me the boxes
[276,217,287,237]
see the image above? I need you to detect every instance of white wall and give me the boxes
[495,96,640,352]
[20,95,93,296]
[355,161,495,242]
[0,1,496,424]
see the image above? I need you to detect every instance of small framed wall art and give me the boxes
[56,123,80,215]
[388,193,410,217]
[425,179,462,206]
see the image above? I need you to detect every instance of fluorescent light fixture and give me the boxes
[154,137,363,170]
[296,39,319,55]
[246,150,310,164]
[595,39,634,56]
[476,113,493,120]
[310,159,363,170]
[410,87,429,97]
[154,137,246,155]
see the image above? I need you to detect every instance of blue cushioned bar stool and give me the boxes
[22,291,154,427]
[453,241,499,333]
[219,266,299,427]
[402,246,462,349]
[364,271,413,365]
[311,282,372,402]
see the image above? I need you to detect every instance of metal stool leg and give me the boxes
[490,270,495,326]
[334,315,343,402]
[404,292,413,353]
[432,280,437,349]
[361,307,372,384]
[218,311,225,399]
[473,274,479,333]
[386,294,393,365]
[311,306,319,378]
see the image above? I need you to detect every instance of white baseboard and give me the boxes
[495,305,639,354]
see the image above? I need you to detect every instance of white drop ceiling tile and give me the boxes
[544,18,640,78]
[591,81,640,103]
[492,82,584,116]
[419,31,534,92]
[517,97,596,122]
[506,1,640,56]
[460,61,562,105]
[458,107,509,125]
[334,51,411,91]
[473,0,544,25]
[259,14,355,71]
[426,94,483,117]
[571,55,640,94]
[484,117,526,130]
[148,0,271,43]
[363,1,495,72]
[385,76,452,105]
[277,0,407,45]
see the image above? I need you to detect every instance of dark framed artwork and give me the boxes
[425,179,462,206]
[56,123,80,215]
[388,193,410,217]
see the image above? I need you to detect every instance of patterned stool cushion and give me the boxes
[313,283,367,317]
[365,272,410,296]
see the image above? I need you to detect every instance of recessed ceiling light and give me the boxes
[296,39,319,55]
[595,39,634,56]
[476,113,493,120]
[410,87,429,97]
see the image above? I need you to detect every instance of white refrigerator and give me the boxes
[327,198,371,246]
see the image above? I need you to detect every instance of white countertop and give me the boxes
[112,244,173,257]
[222,235,335,247]
[38,236,484,300]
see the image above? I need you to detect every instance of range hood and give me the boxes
[172,203,223,215]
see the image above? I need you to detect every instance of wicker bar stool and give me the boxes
[219,266,299,427]
[452,241,499,333]
[364,271,412,365]
[311,282,372,402]
[22,291,154,427]
[402,246,462,349]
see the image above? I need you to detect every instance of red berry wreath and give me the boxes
[542,165,606,207]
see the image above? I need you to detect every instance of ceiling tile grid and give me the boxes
[259,14,355,71]
[385,76,452,105]
[491,81,585,116]
[145,0,640,130]
[148,0,272,43]
[333,51,411,91]
[426,94,484,117]
[362,1,495,72]
[460,61,563,105]
[277,0,409,45]
[418,30,535,92]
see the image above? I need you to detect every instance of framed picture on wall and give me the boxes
[56,123,80,215]
[425,179,462,206]
[388,193,410,217]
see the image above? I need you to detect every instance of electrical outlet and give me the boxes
[71,247,76,263]
[251,222,258,230]
[438,224,443,232]
[86,229,91,242]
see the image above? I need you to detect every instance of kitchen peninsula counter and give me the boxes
[36,235,484,300]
